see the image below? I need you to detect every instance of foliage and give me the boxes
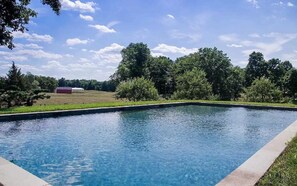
[173,68,212,100]
[257,135,297,186]
[283,69,297,98]
[226,66,245,100]
[245,77,282,102]
[146,56,175,97]
[174,47,233,100]
[115,77,159,101]
[0,0,61,49]
[245,52,267,86]
[114,43,151,81]
[0,63,50,108]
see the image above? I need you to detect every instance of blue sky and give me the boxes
[0,0,296,80]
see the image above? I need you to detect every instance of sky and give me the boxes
[0,0,296,81]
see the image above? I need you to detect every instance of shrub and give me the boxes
[245,77,282,102]
[115,77,159,101]
[173,68,212,100]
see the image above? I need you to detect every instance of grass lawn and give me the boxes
[0,90,296,114]
[257,135,297,186]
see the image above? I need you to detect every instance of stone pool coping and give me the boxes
[0,157,50,186]
[0,102,296,122]
[0,102,296,185]
[217,119,297,186]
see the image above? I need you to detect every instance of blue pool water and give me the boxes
[0,105,296,185]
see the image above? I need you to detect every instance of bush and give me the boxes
[173,68,212,100]
[115,77,159,101]
[245,77,282,102]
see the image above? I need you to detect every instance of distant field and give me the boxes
[36,90,118,105]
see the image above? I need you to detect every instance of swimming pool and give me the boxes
[0,105,296,185]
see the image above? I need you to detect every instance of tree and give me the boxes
[5,62,25,91]
[0,0,61,49]
[0,63,50,107]
[173,68,212,100]
[146,56,175,97]
[174,47,233,100]
[245,77,281,102]
[226,66,245,100]
[283,68,297,98]
[114,43,151,81]
[115,77,159,101]
[245,52,267,86]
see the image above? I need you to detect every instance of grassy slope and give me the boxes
[257,135,297,186]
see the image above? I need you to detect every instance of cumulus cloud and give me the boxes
[247,0,259,8]
[89,24,116,33]
[13,32,53,43]
[92,43,124,63]
[79,14,93,21]
[61,0,96,13]
[152,44,198,55]
[3,56,28,62]
[66,38,89,46]
[16,49,63,59]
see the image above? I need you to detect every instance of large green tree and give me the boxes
[174,47,233,100]
[146,56,175,96]
[245,52,267,86]
[114,43,151,81]
[0,0,61,49]
[173,68,212,100]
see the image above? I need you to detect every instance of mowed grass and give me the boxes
[257,135,297,186]
[0,90,296,114]
[36,90,117,105]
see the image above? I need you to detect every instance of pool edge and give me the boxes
[0,102,296,121]
[0,157,50,186]
[216,119,297,186]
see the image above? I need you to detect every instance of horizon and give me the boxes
[0,0,296,81]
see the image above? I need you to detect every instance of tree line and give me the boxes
[113,43,297,102]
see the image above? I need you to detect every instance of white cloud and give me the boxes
[247,0,259,8]
[79,14,93,21]
[167,14,175,19]
[89,24,116,33]
[241,33,297,57]
[227,44,243,48]
[152,44,198,55]
[61,0,96,13]
[219,34,238,42]
[13,32,53,43]
[282,50,297,65]
[16,49,63,59]
[92,43,124,63]
[79,58,90,63]
[3,56,28,62]
[170,30,201,42]
[287,2,294,7]
[249,33,261,38]
[14,43,43,49]
[66,38,89,46]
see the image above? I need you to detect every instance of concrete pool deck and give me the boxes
[0,157,50,186]
[0,102,296,185]
[217,119,297,186]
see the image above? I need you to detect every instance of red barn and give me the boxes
[55,87,72,94]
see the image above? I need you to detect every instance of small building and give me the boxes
[55,87,72,94]
[72,87,84,93]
